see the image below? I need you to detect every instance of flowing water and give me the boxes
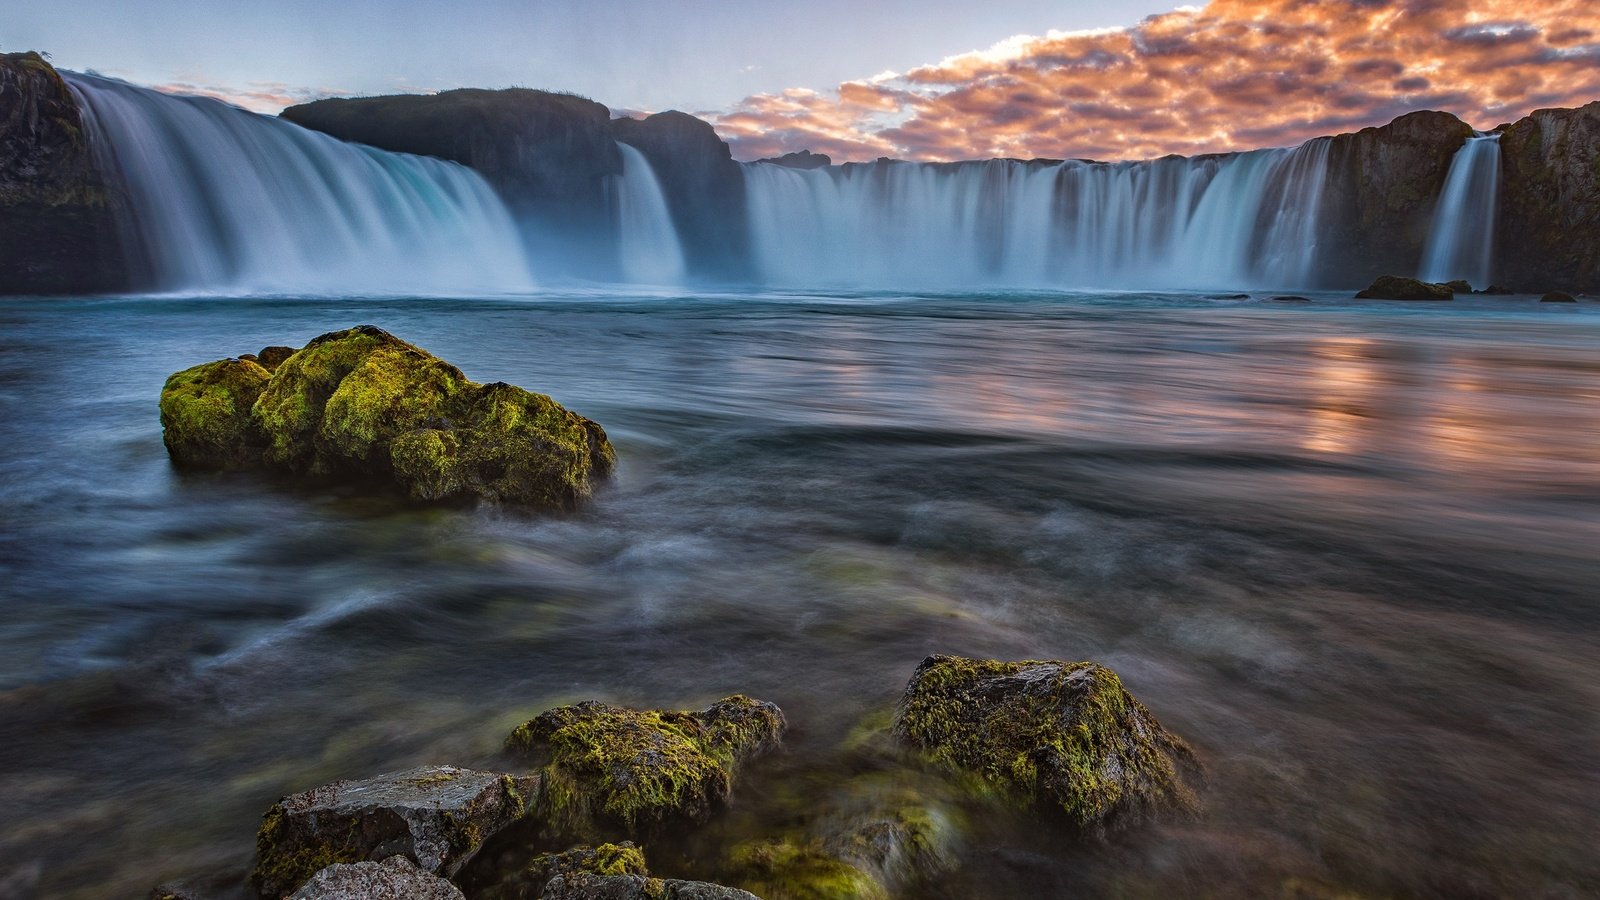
[1,290,1596,899]
[612,143,688,286]
[1419,134,1502,289]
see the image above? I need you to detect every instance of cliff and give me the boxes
[1498,101,1600,292]
[0,52,128,294]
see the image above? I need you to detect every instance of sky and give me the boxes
[10,0,1600,162]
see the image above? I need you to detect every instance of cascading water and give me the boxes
[611,142,687,285]
[67,73,534,295]
[1419,134,1501,288]
[743,138,1335,291]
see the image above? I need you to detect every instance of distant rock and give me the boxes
[0,51,129,294]
[1477,284,1515,295]
[893,655,1199,831]
[1541,291,1577,302]
[756,150,832,170]
[1354,275,1454,301]
[1267,295,1312,303]
[505,696,785,840]
[288,856,464,900]
[1444,279,1473,294]
[1499,101,1600,293]
[251,765,537,898]
[159,326,615,510]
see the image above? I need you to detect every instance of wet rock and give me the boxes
[1267,295,1311,303]
[893,655,1199,831]
[725,839,884,900]
[255,346,298,372]
[1354,275,1454,301]
[288,856,464,899]
[159,357,273,469]
[482,842,757,900]
[541,873,761,900]
[251,764,537,898]
[505,696,785,839]
[161,326,615,510]
[1444,279,1473,294]
[1478,284,1515,295]
[1541,291,1577,302]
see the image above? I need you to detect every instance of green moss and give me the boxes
[506,697,784,840]
[158,357,271,469]
[526,841,651,885]
[893,655,1198,831]
[726,837,886,900]
[250,803,364,898]
[252,325,403,471]
[318,344,469,471]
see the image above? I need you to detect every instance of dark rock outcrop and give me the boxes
[283,90,623,276]
[1541,291,1577,302]
[611,111,749,280]
[505,696,785,840]
[1319,111,1475,286]
[893,655,1199,832]
[288,856,465,900]
[481,842,759,900]
[756,150,831,170]
[252,765,537,899]
[158,326,615,510]
[1499,101,1600,292]
[1354,275,1455,301]
[0,51,128,294]
[541,873,761,900]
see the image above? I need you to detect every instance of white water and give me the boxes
[613,143,686,285]
[743,139,1334,291]
[67,73,534,295]
[1419,134,1501,288]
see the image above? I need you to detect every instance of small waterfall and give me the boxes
[67,73,534,295]
[612,142,686,285]
[1419,134,1501,288]
[742,139,1334,291]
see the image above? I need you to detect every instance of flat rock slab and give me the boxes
[289,856,464,899]
[253,765,537,898]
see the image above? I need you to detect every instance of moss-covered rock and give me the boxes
[541,873,761,900]
[724,838,885,900]
[160,326,614,510]
[251,765,537,899]
[1354,275,1454,301]
[289,855,465,899]
[893,655,1199,832]
[159,357,272,468]
[505,696,785,840]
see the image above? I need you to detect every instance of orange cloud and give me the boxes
[148,80,344,114]
[714,0,1600,162]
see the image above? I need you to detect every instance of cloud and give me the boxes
[150,80,343,114]
[713,0,1600,162]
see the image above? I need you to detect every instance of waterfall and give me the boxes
[1419,134,1501,288]
[612,142,686,285]
[743,139,1335,291]
[66,73,534,295]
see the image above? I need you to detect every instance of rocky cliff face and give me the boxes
[1498,101,1600,292]
[611,111,749,280]
[0,52,128,294]
[1317,110,1475,286]
[283,89,624,276]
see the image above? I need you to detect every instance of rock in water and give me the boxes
[540,873,763,900]
[1354,275,1454,301]
[289,856,464,899]
[1541,291,1577,302]
[893,655,1199,831]
[251,765,537,898]
[159,326,615,510]
[505,696,785,839]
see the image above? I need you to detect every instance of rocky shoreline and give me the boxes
[152,656,1200,900]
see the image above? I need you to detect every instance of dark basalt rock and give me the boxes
[288,856,465,900]
[1541,291,1577,302]
[1478,284,1515,295]
[0,51,129,294]
[1354,275,1454,301]
[251,765,537,899]
[756,150,831,170]
[505,696,785,840]
[1499,101,1600,293]
[1444,279,1473,294]
[611,111,749,280]
[159,326,615,510]
[893,655,1200,831]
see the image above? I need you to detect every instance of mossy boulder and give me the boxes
[1354,275,1454,301]
[505,696,785,840]
[482,842,760,900]
[159,326,615,510]
[159,357,273,469]
[893,655,1199,832]
[288,855,465,899]
[251,765,537,899]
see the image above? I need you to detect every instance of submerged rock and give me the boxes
[1354,275,1454,301]
[251,765,536,898]
[288,856,464,900]
[725,839,883,900]
[505,696,785,839]
[1541,291,1577,302]
[893,655,1199,831]
[160,326,615,510]
[483,842,756,900]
